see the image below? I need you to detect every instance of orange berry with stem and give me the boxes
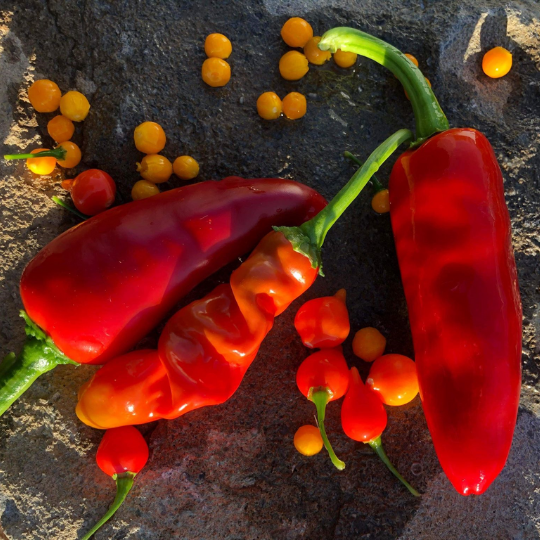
[404,53,419,67]
[352,327,386,362]
[281,17,313,48]
[26,149,56,175]
[256,92,282,120]
[173,155,199,180]
[47,115,75,143]
[372,189,390,213]
[282,92,307,120]
[28,79,61,113]
[367,354,419,406]
[132,180,160,201]
[333,49,357,68]
[202,57,231,87]
[204,33,232,59]
[304,37,331,65]
[279,51,309,81]
[56,141,82,168]
[482,46,512,78]
[294,425,323,456]
[60,91,90,121]
[136,154,172,184]
[134,122,166,154]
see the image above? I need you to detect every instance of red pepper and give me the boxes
[81,426,149,540]
[0,177,325,416]
[320,27,522,495]
[76,129,413,430]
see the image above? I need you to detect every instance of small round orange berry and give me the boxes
[372,189,390,214]
[281,17,313,48]
[404,53,419,67]
[333,49,357,68]
[294,425,323,456]
[282,92,307,120]
[56,141,82,168]
[134,122,166,154]
[132,180,160,201]
[27,149,56,175]
[136,154,173,184]
[352,327,387,362]
[173,155,199,180]
[202,57,231,87]
[204,33,232,59]
[304,36,331,65]
[482,46,512,78]
[60,91,90,122]
[279,51,309,81]
[47,115,75,143]
[28,80,61,113]
[257,92,282,120]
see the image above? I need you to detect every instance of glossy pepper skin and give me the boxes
[389,128,522,495]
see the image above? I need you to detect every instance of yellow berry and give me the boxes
[279,51,309,81]
[202,57,231,87]
[134,122,166,154]
[173,155,199,180]
[56,141,82,168]
[404,53,419,67]
[282,92,306,120]
[28,80,61,113]
[482,46,512,78]
[352,327,387,363]
[303,36,331,65]
[257,92,282,120]
[136,154,172,184]
[333,49,357,68]
[204,33,232,59]
[47,115,75,143]
[132,180,160,201]
[27,149,56,175]
[294,425,323,456]
[60,91,90,122]
[371,189,390,214]
[281,17,313,48]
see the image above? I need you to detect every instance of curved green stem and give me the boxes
[0,311,77,417]
[369,436,420,496]
[4,147,66,161]
[319,27,449,146]
[52,196,89,220]
[81,473,136,540]
[310,387,345,470]
[344,151,385,194]
[275,128,411,273]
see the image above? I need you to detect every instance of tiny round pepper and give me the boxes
[281,17,313,48]
[352,327,386,362]
[28,79,61,113]
[71,169,116,216]
[257,92,282,120]
[132,179,160,200]
[202,57,231,87]
[47,115,75,143]
[482,46,512,78]
[204,33,232,59]
[173,155,199,180]
[282,92,307,120]
[134,122,166,154]
[372,189,390,213]
[294,425,323,456]
[60,91,90,121]
[80,426,149,540]
[26,149,56,175]
[304,37,331,65]
[56,141,82,168]
[136,154,172,184]
[333,49,357,68]
[279,51,309,81]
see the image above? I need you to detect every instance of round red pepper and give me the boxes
[70,169,116,216]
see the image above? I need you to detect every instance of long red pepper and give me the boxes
[0,177,325,415]
[320,27,522,495]
[76,129,413,429]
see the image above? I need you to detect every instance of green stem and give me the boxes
[275,128,411,273]
[319,27,449,145]
[344,151,385,193]
[52,196,89,220]
[0,311,77,417]
[81,473,136,540]
[369,436,420,496]
[310,387,345,470]
[4,147,66,160]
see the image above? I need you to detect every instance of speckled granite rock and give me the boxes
[0,0,539,538]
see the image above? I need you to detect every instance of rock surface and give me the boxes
[0,0,539,538]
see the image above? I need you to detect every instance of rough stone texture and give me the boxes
[0,0,539,539]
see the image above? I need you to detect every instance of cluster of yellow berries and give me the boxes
[201,33,232,88]
[132,121,200,201]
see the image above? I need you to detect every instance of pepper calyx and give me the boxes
[272,225,324,276]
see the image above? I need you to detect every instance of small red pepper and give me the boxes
[81,426,149,540]
[296,348,349,469]
[294,289,350,348]
[341,367,420,496]
[0,177,325,416]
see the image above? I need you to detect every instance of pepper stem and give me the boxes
[344,152,385,194]
[52,196,89,220]
[319,27,449,145]
[81,472,136,540]
[0,311,77,417]
[310,387,345,471]
[368,436,420,496]
[275,128,411,273]
[4,147,66,160]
